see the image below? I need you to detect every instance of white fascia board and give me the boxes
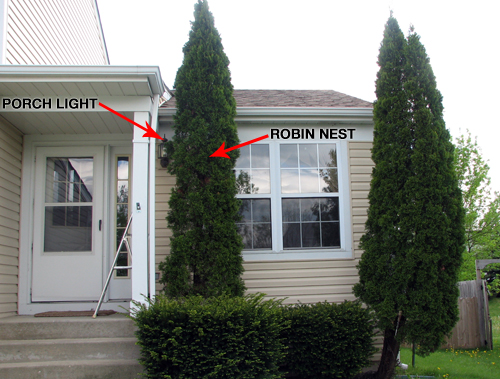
[159,106,373,124]
[0,65,165,95]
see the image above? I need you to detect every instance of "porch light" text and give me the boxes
[2,97,98,110]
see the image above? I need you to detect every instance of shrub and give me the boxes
[281,301,376,379]
[131,294,287,379]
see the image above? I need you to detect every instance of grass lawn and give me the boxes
[394,297,500,379]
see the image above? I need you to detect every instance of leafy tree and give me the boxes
[354,17,465,379]
[454,131,500,281]
[159,0,245,298]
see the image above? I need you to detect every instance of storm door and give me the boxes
[32,147,104,302]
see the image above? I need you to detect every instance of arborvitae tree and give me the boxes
[159,0,245,298]
[354,17,464,379]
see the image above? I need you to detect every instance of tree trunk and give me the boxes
[374,327,401,379]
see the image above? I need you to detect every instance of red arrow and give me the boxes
[98,102,163,140]
[210,134,269,158]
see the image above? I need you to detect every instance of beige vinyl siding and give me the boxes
[349,142,373,259]
[155,156,174,294]
[5,0,107,65]
[0,117,22,319]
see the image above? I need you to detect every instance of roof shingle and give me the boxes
[161,89,372,109]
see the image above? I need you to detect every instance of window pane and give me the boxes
[116,229,128,252]
[320,198,339,221]
[117,157,129,180]
[280,144,298,168]
[69,158,93,199]
[53,182,67,203]
[235,145,250,169]
[44,206,92,252]
[318,144,337,167]
[302,223,321,247]
[46,158,93,202]
[117,205,128,227]
[66,206,80,227]
[322,222,340,247]
[320,168,338,193]
[283,223,301,248]
[252,199,271,222]
[300,169,319,193]
[251,145,270,168]
[282,197,340,250]
[53,159,67,181]
[238,224,252,249]
[238,199,271,250]
[235,170,252,194]
[252,169,270,194]
[282,199,300,222]
[253,224,271,249]
[299,144,317,168]
[301,198,320,221]
[281,169,299,193]
[116,252,129,276]
[52,206,66,226]
[238,199,251,222]
[117,181,129,203]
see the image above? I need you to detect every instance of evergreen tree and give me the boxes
[354,17,464,379]
[159,0,245,298]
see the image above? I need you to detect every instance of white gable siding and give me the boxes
[5,0,108,65]
[0,117,22,319]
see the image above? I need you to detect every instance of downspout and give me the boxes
[148,94,160,299]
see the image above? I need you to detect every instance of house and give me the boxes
[0,1,382,376]
[157,90,375,303]
[1,84,375,316]
[0,72,380,379]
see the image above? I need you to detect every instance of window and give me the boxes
[44,157,94,252]
[235,141,350,260]
[115,156,130,277]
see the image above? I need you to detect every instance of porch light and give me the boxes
[158,137,169,168]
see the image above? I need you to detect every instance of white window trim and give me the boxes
[238,139,352,261]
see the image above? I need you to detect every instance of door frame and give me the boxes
[107,145,133,301]
[18,134,133,314]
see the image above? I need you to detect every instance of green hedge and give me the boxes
[282,301,376,379]
[131,294,287,379]
[131,296,375,379]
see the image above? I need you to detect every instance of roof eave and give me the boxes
[159,106,373,124]
[0,65,166,95]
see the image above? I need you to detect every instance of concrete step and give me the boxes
[0,359,143,379]
[0,337,140,363]
[0,314,137,340]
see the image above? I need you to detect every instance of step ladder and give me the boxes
[93,214,133,318]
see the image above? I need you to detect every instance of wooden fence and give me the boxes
[442,280,492,349]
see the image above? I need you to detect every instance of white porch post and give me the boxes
[131,111,150,307]
[148,94,160,299]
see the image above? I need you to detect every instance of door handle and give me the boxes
[99,220,102,231]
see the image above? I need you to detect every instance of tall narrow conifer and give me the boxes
[159,0,244,298]
[354,17,464,379]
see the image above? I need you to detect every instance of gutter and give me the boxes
[159,106,373,124]
[0,65,165,96]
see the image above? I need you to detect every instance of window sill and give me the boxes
[242,249,353,261]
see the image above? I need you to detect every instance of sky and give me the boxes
[98,0,500,192]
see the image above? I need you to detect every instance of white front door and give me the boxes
[32,146,104,302]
